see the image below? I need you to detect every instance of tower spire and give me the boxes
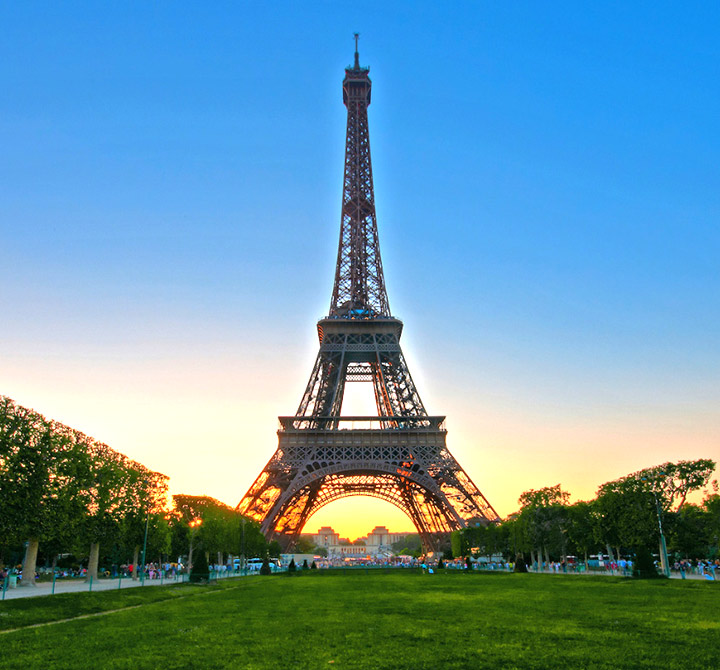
[331,33,388,318]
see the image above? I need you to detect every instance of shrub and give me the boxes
[287,558,297,573]
[302,559,309,570]
[513,554,528,573]
[190,549,210,584]
[436,559,445,569]
[632,546,663,579]
[311,561,317,569]
[259,556,272,576]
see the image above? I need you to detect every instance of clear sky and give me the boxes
[2,2,718,539]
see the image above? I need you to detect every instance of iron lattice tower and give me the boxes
[238,41,499,551]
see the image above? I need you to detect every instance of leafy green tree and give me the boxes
[667,504,710,559]
[517,485,570,565]
[518,485,570,509]
[451,530,468,558]
[0,399,89,583]
[594,459,715,568]
[565,501,597,565]
[594,485,656,557]
[704,494,720,558]
[171,495,266,566]
[391,534,422,557]
[294,536,317,554]
[630,460,716,511]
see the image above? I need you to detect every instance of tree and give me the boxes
[302,559,309,570]
[517,485,571,566]
[391,534,422,557]
[594,459,716,569]
[1,399,89,584]
[171,495,266,565]
[0,396,170,580]
[294,536,317,554]
[566,501,597,565]
[629,460,716,512]
[464,523,503,559]
[267,541,282,558]
[288,558,297,573]
[451,530,468,558]
[519,485,570,509]
[704,494,720,559]
[594,485,656,558]
[667,504,711,559]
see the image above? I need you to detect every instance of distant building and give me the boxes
[301,525,414,558]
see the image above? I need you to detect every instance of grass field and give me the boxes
[1,570,718,669]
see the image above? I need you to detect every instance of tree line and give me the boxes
[455,459,719,568]
[0,397,274,583]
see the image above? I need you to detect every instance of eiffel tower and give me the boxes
[237,38,499,551]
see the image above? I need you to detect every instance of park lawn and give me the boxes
[1,571,718,670]
[0,578,245,632]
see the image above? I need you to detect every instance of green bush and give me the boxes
[190,549,210,584]
[633,546,662,579]
[260,556,272,576]
[287,558,297,573]
[436,559,445,569]
[513,554,528,573]
[311,561,317,569]
[302,559,309,570]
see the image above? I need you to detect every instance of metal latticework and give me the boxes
[237,42,499,552]
[330,47,389,318]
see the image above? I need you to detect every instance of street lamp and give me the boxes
[641,476,670,577]
[651,490,671,577]
[139,508,150,585]
[241,516,246,576]
[187,519,203,575]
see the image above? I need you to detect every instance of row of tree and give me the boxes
[1,396,172,582]
[455,459,719,568]
[0,397,276,583]
[169,494,280,567]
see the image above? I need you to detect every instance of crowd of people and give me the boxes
[3,555,718,587]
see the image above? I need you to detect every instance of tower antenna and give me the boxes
[353,32,360,68]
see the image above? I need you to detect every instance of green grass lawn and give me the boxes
[1,571,718,669]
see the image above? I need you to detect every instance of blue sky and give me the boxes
[2,2,718,536]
